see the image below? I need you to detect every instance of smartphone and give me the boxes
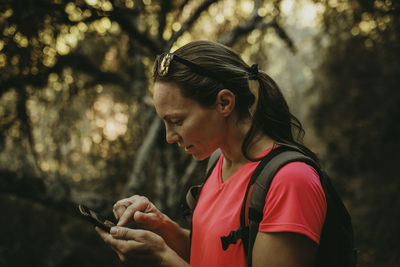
[78,204,115,232]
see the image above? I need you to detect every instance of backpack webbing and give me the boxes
[186,145,357,267]
[240,146,323,266]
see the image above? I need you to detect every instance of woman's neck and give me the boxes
[219,117,274,180]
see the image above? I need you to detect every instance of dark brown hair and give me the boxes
[153,40,316,161]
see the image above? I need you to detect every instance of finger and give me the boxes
[110,226,146,241]
[96,226,148,263]
[113,198,133,220]
[133,211,160,228]
[96,227,128,256]
[113,206,123,221]
[98,227,164,266]
[114,250,127,263]
[113,196,139,223]
[95,226,107,236]
[118,197,150,226]
[99,227,144,252]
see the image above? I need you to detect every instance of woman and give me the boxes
[96,40,326,267]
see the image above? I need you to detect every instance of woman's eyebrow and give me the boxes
[163,113,182,121]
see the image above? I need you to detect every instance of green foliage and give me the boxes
[0,0,291,265]
[312,0,400,265]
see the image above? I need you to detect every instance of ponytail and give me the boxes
[242,71,318,163]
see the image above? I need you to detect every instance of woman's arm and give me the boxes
[154,216,191,261]
[252,231,317,267]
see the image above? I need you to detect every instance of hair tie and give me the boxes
[248,64,259,80]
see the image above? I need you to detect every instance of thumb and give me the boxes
[134,211,161,228]
[111,227,152,243]
[110,226,135,240]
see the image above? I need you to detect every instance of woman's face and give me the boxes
[153,81,226,160]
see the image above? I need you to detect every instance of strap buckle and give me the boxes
[220,227,249,250]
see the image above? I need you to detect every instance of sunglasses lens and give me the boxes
[156,53,222,86]
[158,53,173,76]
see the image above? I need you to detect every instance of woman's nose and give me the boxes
[166,127,180,144]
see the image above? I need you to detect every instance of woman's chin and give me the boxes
[191,153,208,161]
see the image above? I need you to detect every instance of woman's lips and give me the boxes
[184,145,193,152]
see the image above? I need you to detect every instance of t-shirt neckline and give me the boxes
[218,146,274,186]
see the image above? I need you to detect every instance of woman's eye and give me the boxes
[170,119,183,126]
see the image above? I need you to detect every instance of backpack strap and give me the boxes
[185,149,221,211]
[245,147,318,267]
[206,149,222,175]
[220,146,291,251]
[220,145,319,267]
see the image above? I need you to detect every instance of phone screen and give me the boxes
[78,204,115,232]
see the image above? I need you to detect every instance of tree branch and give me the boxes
[177,0,191,13]
[179,158,199,188]
[123,114,163,197]
[71,0,162,55]
[166,0,218,50]
[16,86,41,174]
[111,13,163,55]
[128,39,148,98]
[158,0,173,43]
[218,1,296,53]
[218,0,263,46]
[271,20,297,53]
[219,18,267,46]
[164,145,178,210]
[0,52,131,99]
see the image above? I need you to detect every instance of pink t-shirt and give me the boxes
[190,147,327,267]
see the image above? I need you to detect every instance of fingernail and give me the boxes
[110,227,118,236]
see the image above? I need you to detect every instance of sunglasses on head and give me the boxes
[156,52,225,85]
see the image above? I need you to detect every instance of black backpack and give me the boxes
[186,145,357,267]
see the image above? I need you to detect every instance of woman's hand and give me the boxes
[113,195,164,231]
[96,226,189,267]
[96,226,166,266]
[112,195,191,261]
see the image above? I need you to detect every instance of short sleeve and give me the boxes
[258,162,327,244]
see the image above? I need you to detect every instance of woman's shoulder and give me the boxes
[271,161,322,191]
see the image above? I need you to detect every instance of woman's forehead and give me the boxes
[154,81,181,97]
[153,82,195,115]
[153,82,185,106]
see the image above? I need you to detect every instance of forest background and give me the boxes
[0,0,399,266]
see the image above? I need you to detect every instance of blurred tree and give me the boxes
[311,0,400,266]
[0,0,293,213]
[0,0,298,266]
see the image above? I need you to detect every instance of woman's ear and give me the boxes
[216,89,235,117]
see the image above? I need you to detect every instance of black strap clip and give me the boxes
[220,226,249,250]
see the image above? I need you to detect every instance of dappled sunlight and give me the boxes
[84,0,113,11]
[0,1,399,265]
[3,0,395,179]
[0,0,334,182]
[240,0,254,16]
[90,95,129,141]
[281,0,325,28]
